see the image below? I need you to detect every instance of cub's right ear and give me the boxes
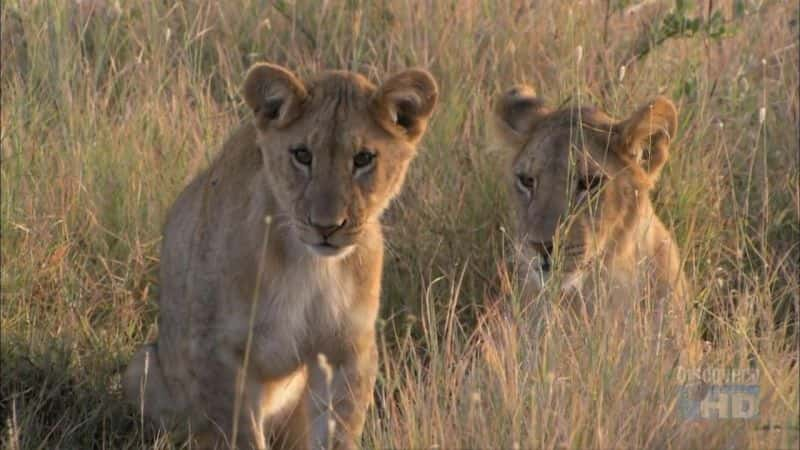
[242,63,308,130]
[372,69,438,143]
[493,85,549,147]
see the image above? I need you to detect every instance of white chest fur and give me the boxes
[217,251,359,379]
[263,256,354,346]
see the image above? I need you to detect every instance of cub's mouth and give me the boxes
[292,220,359,258]
[518,239,587,293]
[527,240,587,274]
[520,254,586,294]
[528,240,554,273]
[526,254,551,275]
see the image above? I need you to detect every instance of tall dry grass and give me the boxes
[1,0,798,448]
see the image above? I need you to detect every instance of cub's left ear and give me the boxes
[372,69,438,142]
[242,63,308,130]
[616,96,678,181]
[492,85,550,151]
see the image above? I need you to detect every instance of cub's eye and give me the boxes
[577,175,603,192]
[353,149,376,170]
[290,146,312,166]
[516,174,535,191]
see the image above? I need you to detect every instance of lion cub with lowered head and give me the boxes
[494,86,692,346]
[124,63,437,449]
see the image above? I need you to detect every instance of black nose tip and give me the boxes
[310,218,347,239]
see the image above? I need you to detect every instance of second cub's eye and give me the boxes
[290,146,312,166]
[353,150,376,169]
[577,174,603,192]
[516,174,535,191]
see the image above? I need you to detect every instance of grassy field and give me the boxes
[1,0,798,448]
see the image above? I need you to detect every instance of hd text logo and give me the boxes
[676,367,760,420]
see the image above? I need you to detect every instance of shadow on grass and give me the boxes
[0,335,156,449]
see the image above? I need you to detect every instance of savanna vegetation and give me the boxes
[1,0,798,448]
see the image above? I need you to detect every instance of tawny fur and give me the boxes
[494,86,696,355]
[124,63,437,450]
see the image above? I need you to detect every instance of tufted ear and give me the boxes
[242,63,308,130]
[616,96,678,181]
[372,69,438,142]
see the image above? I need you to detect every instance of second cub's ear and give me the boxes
[615,96,678,181]
[372,69,438,142]
[242,63,308,130]
[493,85,550,147]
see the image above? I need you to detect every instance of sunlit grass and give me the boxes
[1,1,798,449]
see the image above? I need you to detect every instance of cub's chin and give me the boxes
[307,242,356,259]
[518,255,550,294]
[519,256,586,296]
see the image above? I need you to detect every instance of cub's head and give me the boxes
[243,63,437,257]
[494,86,677,290]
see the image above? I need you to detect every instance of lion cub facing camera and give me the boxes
[124,63,437,449]
[494,86,695,351]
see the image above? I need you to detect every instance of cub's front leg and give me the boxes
[307,332,378,450]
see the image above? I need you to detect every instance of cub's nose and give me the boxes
[529,241,553,271]
[310,218,347,239]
